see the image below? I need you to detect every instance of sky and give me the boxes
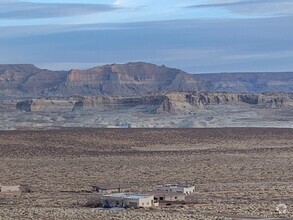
[0,0,293,73]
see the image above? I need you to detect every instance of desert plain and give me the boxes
[0,128,293,219]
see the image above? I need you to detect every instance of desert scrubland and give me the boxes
[0,128,293,219]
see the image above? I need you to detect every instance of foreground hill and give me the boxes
[0,62,292,96]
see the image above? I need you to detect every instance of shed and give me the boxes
[0,185,21,194]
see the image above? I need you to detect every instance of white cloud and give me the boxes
[0,1,118,20]
[187,0,293,17]
[223,51,293,61]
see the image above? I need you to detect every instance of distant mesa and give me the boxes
[0,62,293,97]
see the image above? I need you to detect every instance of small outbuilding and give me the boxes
[101,193,158,208]
[155,184,195,195]
[0,185,21,195]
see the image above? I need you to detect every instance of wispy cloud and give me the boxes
[223,51,293,61]
[0,1,119,19]
[1,1,293,73]
[187,0,293,17]
[1,16,293,72]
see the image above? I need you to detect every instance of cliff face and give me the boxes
[16,92,293,114]
[183,92,293,108]
[0,62,202,96]
[16,99,76,112]
[1,63,293,96]
[60,62,201,96]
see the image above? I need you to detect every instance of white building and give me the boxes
[0,185,21,194]
[101,193,158,208]
[155,184,195,195]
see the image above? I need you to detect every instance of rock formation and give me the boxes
[1,63,293,97]
[17,99,76,112]
[16,92,293,114]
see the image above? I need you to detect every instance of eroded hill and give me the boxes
[0,62,292,96]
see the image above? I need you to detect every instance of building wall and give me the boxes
[101,195,155,208]
[164,194,185,201]
[138,196,154,207]
[182,186,195,195]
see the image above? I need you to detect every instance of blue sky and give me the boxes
[1,0,293,73]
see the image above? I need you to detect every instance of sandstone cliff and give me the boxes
[16,99,76,112]
[1,63,292,97]
[16,92,293,114]
[58,62,201,96]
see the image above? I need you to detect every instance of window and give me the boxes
[142,203,144,206]
[147,202,149,205]
[175,196,177,199]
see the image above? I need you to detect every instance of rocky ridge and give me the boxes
[2,62,293,129]
[0,63,202,96]
[1,62,292,97]
[16,92,293,114]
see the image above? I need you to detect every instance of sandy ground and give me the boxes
[0,128,293,219]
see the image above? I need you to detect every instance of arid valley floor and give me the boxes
[0,128,293,219]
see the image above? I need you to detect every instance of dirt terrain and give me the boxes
[0,128,293,219]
